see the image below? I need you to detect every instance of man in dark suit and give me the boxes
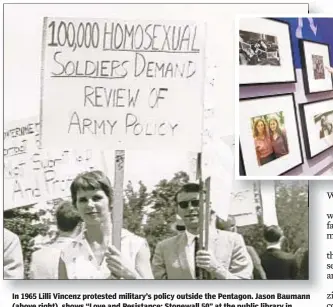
[260,225,298,280]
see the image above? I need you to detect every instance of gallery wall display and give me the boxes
[239,93,303,176]
[239,18,296,86]
[299,98,333,159]
[316,163,333,176]
[299,39,333,94]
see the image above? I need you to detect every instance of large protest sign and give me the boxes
[40,18,205,150]
[261,181,279,226]
[228,180,259,226]
[4,117,106,210]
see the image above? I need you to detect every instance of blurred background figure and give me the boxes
[222,216,266,280]
[260,225,297,280]
[29,200,82,279]
[52,200,83,244]
[299,249,309,279]
[4,228,24,279]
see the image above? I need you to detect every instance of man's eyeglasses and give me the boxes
[177,199,200,209]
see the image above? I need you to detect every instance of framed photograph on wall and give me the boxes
[239,93,303,176]
[299,39,333,94]
[239,18,296,86]
[299,98,333,159]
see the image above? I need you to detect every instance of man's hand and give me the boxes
[325,66,333,74]
[195,250,220,273]
[105,245,139,279]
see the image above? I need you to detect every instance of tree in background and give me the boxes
[122,171,189,256]
[143,171,189,255]
[238,181,309,256]
[275,181,308,252]
[4,207,49,279]
[120,171,190,257]
[4,175,308,278]
[277,111,285,126]
[123,180,148,237]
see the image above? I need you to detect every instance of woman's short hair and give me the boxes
[70,170,113,207]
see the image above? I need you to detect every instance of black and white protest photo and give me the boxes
[4,4,310,281]
[315,111,333,139]
[239,30,280,66]
[299,98,333,159]
[299,39,333,94]
[312,54,325,80]
[4,166,309,280]
[239,18,296,85]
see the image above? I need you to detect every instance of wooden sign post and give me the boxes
[112,150,125,250]
[256,181,264,225]
[196,152,211,280]
[202,176,211,280]
[204,177,211,248]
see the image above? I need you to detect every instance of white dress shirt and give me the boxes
[266,242,282,250]
[184,230,199,277]
[61,228,146,279]
[30,237,76,279]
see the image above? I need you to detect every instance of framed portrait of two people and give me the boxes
[239,93,303,176]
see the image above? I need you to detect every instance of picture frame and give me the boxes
[299,98,333,159]
[239,18,296,86]
[239,93,303,176]
[299,39,333,94]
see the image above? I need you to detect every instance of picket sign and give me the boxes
[260,181,279,226]
[4,116,107,211]
[40,17,205,250]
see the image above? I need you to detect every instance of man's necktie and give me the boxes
[194,236,200,279]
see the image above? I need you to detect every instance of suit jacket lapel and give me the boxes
[176,233,195,279]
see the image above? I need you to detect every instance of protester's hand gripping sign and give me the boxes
[40,18,205,150]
